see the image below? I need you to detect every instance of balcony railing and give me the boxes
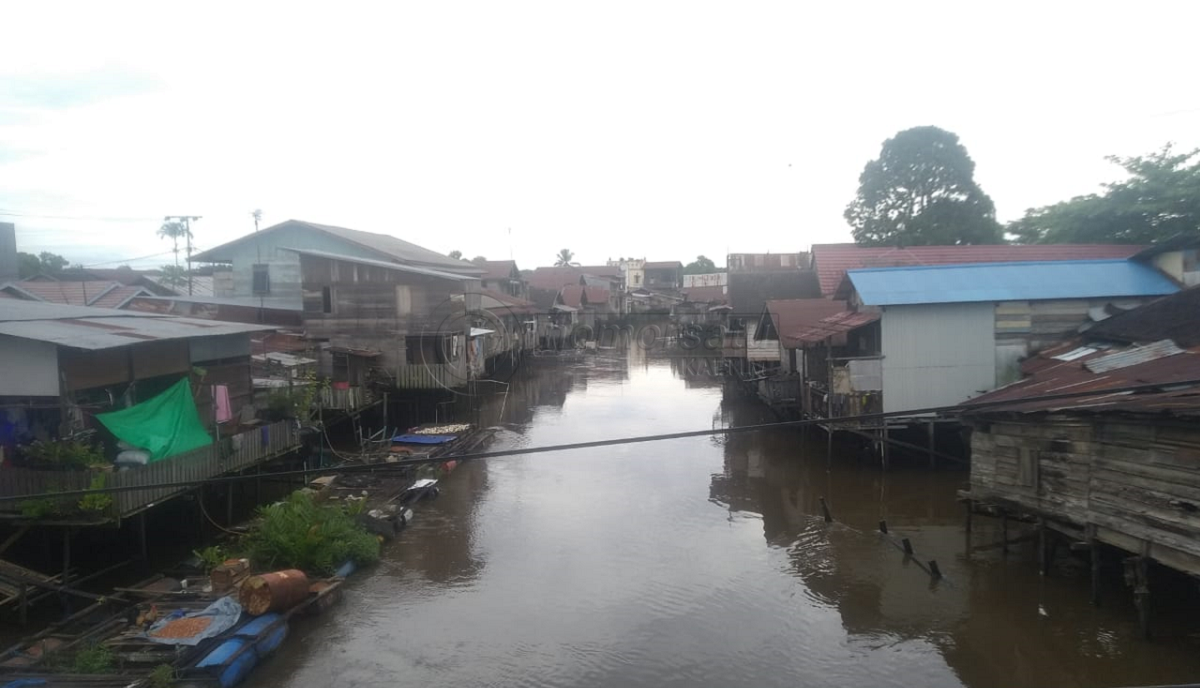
[0,420,300,522]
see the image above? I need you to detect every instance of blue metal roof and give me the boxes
[848,260,1179,306]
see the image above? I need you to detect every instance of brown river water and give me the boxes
[247,347,1200,688]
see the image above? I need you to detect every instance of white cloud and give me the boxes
[2,0,1198,267]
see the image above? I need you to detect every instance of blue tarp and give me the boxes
[391,434,458,445]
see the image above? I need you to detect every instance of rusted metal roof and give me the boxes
[478,260,519,281]
[285,248,474,281]
[0,280,151,308]
[962,338,1200,417]
[1084,285,1200,347]
[761,299,849,348]
[811,243,1145,297]
[479,289,538,314]
[680,286,727,304]
[790,310,881,345]
[1084,340,1185,373]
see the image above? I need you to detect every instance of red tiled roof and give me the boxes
[558,285,610,308]
[790,310,881,345]
[763,299,849,348]
[811,243,1145,297]
[3,280,121,306]
[90,285,148,309]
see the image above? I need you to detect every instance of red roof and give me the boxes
[763,299,850,348]
[558,285,610,308]
[963,338,1200,417]
[527,266,621,290]
[1,280,148,308]
[811,243,1145,297]
[791,310,881,345]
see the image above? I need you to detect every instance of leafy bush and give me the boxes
[148,663,175,688]
[22,439,104,471]
[70,643,115,674]
[193,545,227,573]
[19,497,60,520]
[241,492,379,575]
[77,474,113,516]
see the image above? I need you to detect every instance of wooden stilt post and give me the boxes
[226,476,234,526]
[1088,524,1101,606]
[138,512,148,561]
[880,427,890,471]
[1038,518,1049,576]
[826,424,833,466]
[819,497,833,523]
[964,500,973,533]
[1135,543,1152,640]
[878,520,888,534]
[927,419,936,469]
[902,538,914,556]
[1001,513,1009,555]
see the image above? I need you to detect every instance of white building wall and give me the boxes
[0,337,60,396]
[746,321,781,362]
[881,303,996,414]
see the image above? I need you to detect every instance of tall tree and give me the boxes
[684,255,717,274]
[37,252,68,273]
[845,126,1002,246]
[157,221,191,267]
[1009,144,1200,244]
[448,250,463,260]
[554,249,577,267]
[471,256,487,264]
[18,252,69,278]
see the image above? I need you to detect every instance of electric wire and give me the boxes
[3,377,1196,503]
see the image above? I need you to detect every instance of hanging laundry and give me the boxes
[213,385,233,423]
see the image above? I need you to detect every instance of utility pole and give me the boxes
[164,215,202,295]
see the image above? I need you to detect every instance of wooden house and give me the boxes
[959,287,1200,635]
[294,249,482,390]
[478,260,527,299]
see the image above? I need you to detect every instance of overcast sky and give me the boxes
[2,1,1198,270]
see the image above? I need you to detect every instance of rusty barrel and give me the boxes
[239,569,310,616]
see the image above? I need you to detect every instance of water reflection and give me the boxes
[247,347,1200,688]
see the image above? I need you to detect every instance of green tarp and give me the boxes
[96,378,212,462]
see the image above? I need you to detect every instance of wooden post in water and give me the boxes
[1001,513,1009,555]
[826,424,833,466]
[1037,518,1048,576]
[880,427,890,471]
[902,538,914,556]
[928,560,942,580]
[878,520,888,535]
[927,419,936,469]
[1088,524,1101,606]
[819,497,833,523]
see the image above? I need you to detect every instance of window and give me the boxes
[252,264,270,295]
[780,254,792,267]
[321,286,333,314]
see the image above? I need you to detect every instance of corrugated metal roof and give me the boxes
[192,219,483,274]
[479,289,538,314]
[811,243,1145,297]
[558,285,610,308]
[478,260,519,281]
[285,248,474,281]
[849,260,1178,306]
[1083,340,1184,373]
[0,301,274,350]
[963,337,1200,417]
[1085,285,1200,347]
[790,310,881,345]
[761,299,849,348]
[681,285,727,304]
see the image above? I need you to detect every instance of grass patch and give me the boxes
[241,491,379,575]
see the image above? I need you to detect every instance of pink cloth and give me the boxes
[213,385,232,423]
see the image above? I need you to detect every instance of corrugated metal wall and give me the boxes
[881,303,996,414]
[0,337,59,396]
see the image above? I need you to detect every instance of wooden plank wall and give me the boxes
[970,415,1200,568]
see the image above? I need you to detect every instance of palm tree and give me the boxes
[157,221,191,267]
[554,249,578,267]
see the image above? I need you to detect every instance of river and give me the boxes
[247,346,1200,688]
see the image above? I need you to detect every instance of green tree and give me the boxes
[157,221,191,267]
[845,126,1002,246]
[683,255,717,274]
[448,250,463,260]
[1009,144,1200,244]
[554,249,578,267]
[38,252,69,273]
[471,256,487,264]
[17,252,42,278]
[158,264,189,288]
